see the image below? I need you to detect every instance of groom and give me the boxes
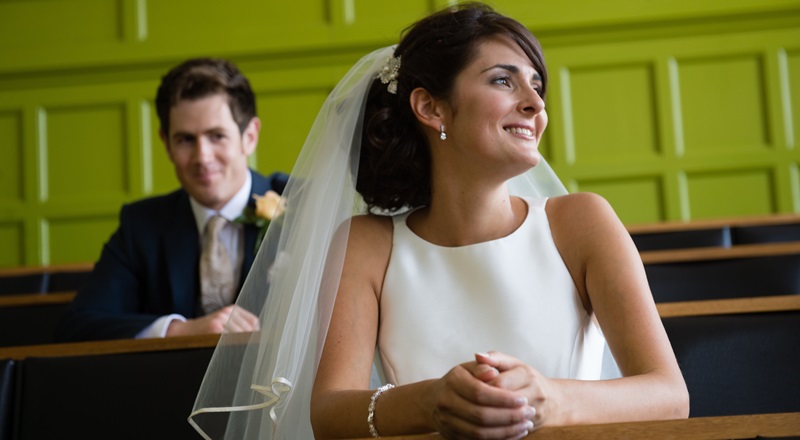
[56,58,289,342]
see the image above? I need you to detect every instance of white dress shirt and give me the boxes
[136,173,252,338]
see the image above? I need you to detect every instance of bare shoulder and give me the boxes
[545,192,623,241]
[343,214,394,297]
[545,193,642,311]
[348,214,393,247]
[546,192,616,222]
[544,193,633,273]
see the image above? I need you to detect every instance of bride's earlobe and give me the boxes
[409,87,445,133]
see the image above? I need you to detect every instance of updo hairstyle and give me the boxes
[356,2,548,212]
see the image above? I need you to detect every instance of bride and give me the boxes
[190,3,688,439]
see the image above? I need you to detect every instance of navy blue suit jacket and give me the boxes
[56,170,289,342]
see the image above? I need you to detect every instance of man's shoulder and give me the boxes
[251,169,289,195]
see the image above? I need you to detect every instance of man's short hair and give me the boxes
[155,58,256,136]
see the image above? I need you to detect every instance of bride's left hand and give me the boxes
[474,351,565,428]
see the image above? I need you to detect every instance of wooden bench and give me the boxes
[662,308,800,417]
[627,212,800,235]
[0,334,221,440]
[628,213,800,251]
[654,294,800,419]
[2,294,797,439]
[638,242,800,302]
[0,292,76,347]
[654,291,800,420]
[0,262,93,296]
[0,359,13,440]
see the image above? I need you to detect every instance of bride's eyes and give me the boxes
[492,76,511,87]
[490,74,542,94]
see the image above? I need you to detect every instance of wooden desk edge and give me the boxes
[0,262,94,277]
[528,412,800,440]
[657,294,800,318]
[0,291,76,308]
[627,213,800,235]
[640,241,800,264]
[0,333,225,360]
[347,412,800,440]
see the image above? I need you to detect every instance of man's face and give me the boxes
[161,94,259,210]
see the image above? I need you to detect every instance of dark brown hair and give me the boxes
[357,2,547,211]
[155,58,256,136]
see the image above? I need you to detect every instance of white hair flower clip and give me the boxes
[377,55,401,94]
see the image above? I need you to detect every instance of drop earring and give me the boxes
[439,125,447,141]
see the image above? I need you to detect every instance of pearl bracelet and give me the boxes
[367,383,395,437]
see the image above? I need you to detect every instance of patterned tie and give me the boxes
[200,215,235,314]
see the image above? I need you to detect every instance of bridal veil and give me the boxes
[189,45,568,439]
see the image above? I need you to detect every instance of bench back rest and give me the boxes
[662,311,800,417]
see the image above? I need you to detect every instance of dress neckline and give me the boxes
[396,196,536,249]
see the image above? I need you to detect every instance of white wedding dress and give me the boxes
[190,47,614,439]
[378,196,607,384]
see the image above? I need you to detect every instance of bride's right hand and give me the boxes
[427,361,536,440]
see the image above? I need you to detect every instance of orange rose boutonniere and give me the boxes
[236,190,287,254]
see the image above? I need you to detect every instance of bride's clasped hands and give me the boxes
[426,352,544,440]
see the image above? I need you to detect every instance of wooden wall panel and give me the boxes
[686,168,776,218]
[0,222,23,267]
[246,61,352,178]
[0,0,124,48]
[42,103,129,202]
[143,99,181,195]
[0,110,23,204]
[576,176,665,224]
[329,0,435,43]
[494,0,800,32]
[677,54,770,154]
[545,24,800,223]
[256,89,330,176]
[45,216,118,265]
[0,80,155,265]
[146,0,331,49]
[789,50,800,148]
[566,63,661,165]
[0,1,798,267]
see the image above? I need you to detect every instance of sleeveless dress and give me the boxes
[377,196,606,385]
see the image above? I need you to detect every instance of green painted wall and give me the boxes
[1,0,799,267]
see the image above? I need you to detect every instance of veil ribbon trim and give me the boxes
[188,378,293,440]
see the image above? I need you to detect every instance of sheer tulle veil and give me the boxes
[188,45,568,439]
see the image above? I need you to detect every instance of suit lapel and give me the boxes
[240,224,257,289]
[164,192,200,317]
